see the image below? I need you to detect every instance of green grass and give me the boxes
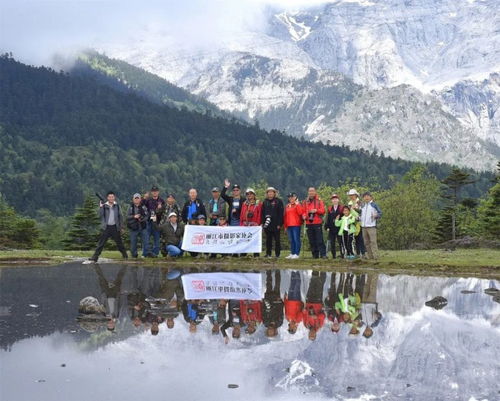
[0,248,499,278]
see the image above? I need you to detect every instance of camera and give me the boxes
[308,212,315,223]
[247,211,254,218]
[263,215,272,229]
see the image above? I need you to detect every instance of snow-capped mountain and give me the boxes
[99,0,500,170]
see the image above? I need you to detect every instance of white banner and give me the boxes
[181,272,263,300]
[181,225,262,254]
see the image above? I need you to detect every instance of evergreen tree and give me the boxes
[64,195,100,250]
[439,168,476,241]
[0,194,39,248]
[473,162,500,240]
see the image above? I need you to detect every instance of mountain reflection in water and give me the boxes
[0,263,498,401]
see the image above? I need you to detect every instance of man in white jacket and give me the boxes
[360,192,382,260]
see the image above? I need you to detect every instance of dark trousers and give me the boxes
[326,272,338,306]
[328,231,344,259]
[288,271,302,301]
[92,225,126,260]
[306,271,326,303]
[354,233,366,256]
[341,231,354,256]
[306,224,326,258]
[265,229,281,257]
[266,270,281,296]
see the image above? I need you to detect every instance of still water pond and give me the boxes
[0,263,499,401]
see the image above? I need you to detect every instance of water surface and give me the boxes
[0,263,499,401]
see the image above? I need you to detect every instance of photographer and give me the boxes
[207,187,226,226]
[142,185,164,257]
[302,187,327,259]
[89,191,128,262]
[261,187,284,258]
[127,193,149,258]
[240,188,262,257]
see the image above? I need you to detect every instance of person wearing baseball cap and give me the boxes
[154,211,185,258]
[284,192,303,259]
[142,185,164,257]
[126,193,149,258]
[360,192,382,260]
[160,193,181,221]
[302,187,327,259]
[221,179,244,227]
[207,187,226,226]
[325,194,345,259]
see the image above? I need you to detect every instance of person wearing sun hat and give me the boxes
[261,187,284,258]
[284,192,303,259]
[240,187,262,227]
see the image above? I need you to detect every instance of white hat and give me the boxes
[347,189,359,196]
[245,188,256,195]
[266,186,277,193]
[168,212,177,218]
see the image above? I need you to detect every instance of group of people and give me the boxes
[78,266,382,342]
[88,181,382,263]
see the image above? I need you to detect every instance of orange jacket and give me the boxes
[302,302,325,330]
[284,202,304,228]
[302,196,326,225]
[284,296,304,322]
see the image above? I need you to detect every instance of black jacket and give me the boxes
[325,204,345,232]
[262,295,284,328]
[127,203,148,231]
[261,198,284,231]
[181,198,207,223]
[221,187,244,221]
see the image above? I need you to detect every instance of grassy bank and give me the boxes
[0,248,499,279]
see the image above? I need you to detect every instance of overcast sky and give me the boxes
[0,0,330,66]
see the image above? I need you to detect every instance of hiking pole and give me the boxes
[301,222,307,258]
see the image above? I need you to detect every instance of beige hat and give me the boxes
[245,188,256,195]
[347,189,359,196]
[266,186,277,193]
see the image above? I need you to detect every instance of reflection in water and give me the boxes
[0,263,499,401]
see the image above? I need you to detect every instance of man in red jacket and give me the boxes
[302,187,327,259]
[303,271,326,340]
[284,270,303,334]
[240,299,262,334]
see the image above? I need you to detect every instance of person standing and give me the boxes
[207,187,226,226]
[143,186,164,257]
[303,271,326,340]
[334,206,357,259]
[284,192,303,259]
[160,193,181,219]
[240,188,262,258]
[324,194,345,259]
[221,179,244,226]
[360,192,382,260]
[284,271,303,334]
[89,191,128,262]
[302,187,327,259]
[126,193,149,258]
[261,187,284,258]
[347,189,366,258]
[181,188,207,224]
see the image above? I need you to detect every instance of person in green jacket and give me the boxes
[334,206,356,259]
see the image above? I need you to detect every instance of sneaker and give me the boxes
[291,254,299,259]
[285,254,293,259]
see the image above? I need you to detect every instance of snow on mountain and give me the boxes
[437,73,500,146]
[99,0,500,170]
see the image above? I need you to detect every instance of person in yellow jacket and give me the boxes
[334,206,357,259]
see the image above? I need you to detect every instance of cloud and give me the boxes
[0,0,331,66]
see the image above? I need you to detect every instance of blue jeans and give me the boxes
[129,228,149,257]
[288,271,302,301]
[166,241,183,257]
[287,226,301,255]
[147,221,161,256]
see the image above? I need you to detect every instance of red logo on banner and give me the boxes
[191,233,205,245]
[192,280,206,292]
